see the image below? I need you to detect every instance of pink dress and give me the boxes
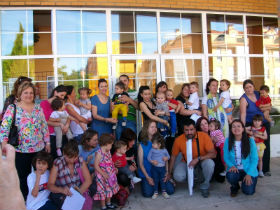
[94,149,119,200]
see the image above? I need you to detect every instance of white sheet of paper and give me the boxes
[187,139,194,196]
[62,187,85,210]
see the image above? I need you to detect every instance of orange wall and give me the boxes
[0,0,277,14]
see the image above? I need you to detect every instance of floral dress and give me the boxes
[94,149,119,200]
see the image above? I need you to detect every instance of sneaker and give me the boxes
[259,171,264,178]
[200,189,209,198]
[171,133,175,138]
[152,193,158,199]
[101,206,107,210]
[112,124,117,130]
[106,203,117,209]
[56,148,62,157]
[219,170,226,176]
[264,171,271,176]
[122,121,127,127]
[270,120,275,127]
[162,192,170,199]
[132,176,142,184]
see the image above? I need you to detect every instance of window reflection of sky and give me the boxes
[82,11,106,32]
[58,57,84,76]
[1,33,28,56]
[56,10,81,32]
[160,14,181,33]
[57,33,82,55]
[136,13,157,32]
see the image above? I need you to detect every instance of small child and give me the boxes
[147,134,170,199]
[209,119,226,176]
[214,79,233,123]
[26,151,56,210]
[112,82,130,129]
[187,81,201,122]
[246,114,267,177]
[166,89,180,137]
[94,134,119,210]
[49,98,74,157]
[155,92,170,138]
[112,140,141,184]
[256,85,273,125]
[77,87,92,131]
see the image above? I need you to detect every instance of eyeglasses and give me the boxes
[19,76,32,83]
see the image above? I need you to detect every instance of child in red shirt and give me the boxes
[112,141,141,184]
[256,85,272,124]
[166,89,180,137]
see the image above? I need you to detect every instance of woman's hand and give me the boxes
[162,156,169,162]
[61,186,72,196]
[147,176,154,186]
[163,172,170,182]
[229,166,239,173]
[102,172,109,180]
[106,118,118,124]
[243,174,253,186]
[151,160,158,166]
[129,164,137,172]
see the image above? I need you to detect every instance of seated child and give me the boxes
[256,85,273,125]
[112,82,130,129]
[49,98,75,157]
[112,141,141,184]
[187,81,201,122]
[155,92,170,138]
[147,134,170,199]
[166,89,180,137]
[246,114,267,177]
[76,87,92,131]
[26,151,56,210]
[209,119,226,176]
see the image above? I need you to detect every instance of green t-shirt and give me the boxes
[118,88,137,122]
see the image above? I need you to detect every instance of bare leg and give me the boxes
[80,122,87,131]
[263,110,272,123]
[227,114,233,124]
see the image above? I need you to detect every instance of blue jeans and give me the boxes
[116,119,137,140]
[151,165,166,193]
[169,111,177,135]
[74,134,83,144]
[140,176,175,197]
[38,200,59,210]
[226,170,258,195]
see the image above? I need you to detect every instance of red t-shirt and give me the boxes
[40,100,54,134]
[256,96,271,107]
[112,153,127,168]
[167,99,179,111]
[252,126,266,143]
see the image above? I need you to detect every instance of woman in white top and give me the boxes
[65,86,89,143]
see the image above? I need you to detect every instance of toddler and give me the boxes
[187,81,201,122]
[246,114,267,177]
[112,81,129,129]
[166,89,180,137]
[256,85,273,125]
[155,92,170,138]
[49,98,74,157]
[147,134,170,199]
[214,79,233,123]
[26,151,55,210]
[209,119,226,176]
[94,134,119,210]
[77,87,92,131]
[112,140,141,184]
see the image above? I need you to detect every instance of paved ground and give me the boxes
[93,157,280,210]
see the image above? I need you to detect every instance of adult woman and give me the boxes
[65,85,88,143]
[48,140,92,208]
[224,119,258,196]
[138,86,169,126]
[195,117,209,133]
[202,78,229,138]
[91,79,116,137]
[176,83,200,135]
[137,120,174,197]
[240,79,271,175]
[40,85,68,159]
[155,81,168,95]
[0,81,50,200]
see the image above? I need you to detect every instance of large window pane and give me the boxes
[208,34,226,54]
[181,14,202,34]
[57,57,84,82]
[135,12,157,33]
[57,33,82,55]
[112,33,135,54]
[248,35,263,54]
[226,35,245,54]
[28,33,52,55]
[264,35,279,55]
[160,13,181,33]
[1,10,28,33]
[83,33,107,54]
[29,59,54,81]
[263,17,278,35]
[82,11,106,32]
[1,33,28,56]
[225,15,243,34]
[246,16,262,35]
[136,33,157,54]
[56,10,81,32]
[112,11,134,33]
[2,59,28,82]
[31,10,51,32]
[207,14,225,33]
[265,56,280,96]
[183,34,203,53]
[161,34,182,54]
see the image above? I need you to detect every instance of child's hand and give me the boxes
[151,160,158,166]
[35,169,42,178]
[87,155,93,163]
[61,187,72,196]
[213,106,218,112]
[127,156,134,161]
[162,156,169,162]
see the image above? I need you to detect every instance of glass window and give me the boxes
[136,33,158,54]
[161,34,182,54]
[226,35,245,54]
[264,35,279,55]
[247,35,263,54]
[57,33,82,55]
[29,59,54,81]
[1,33,28,56]
[181,14,202,34]
[28,33,52,55]
[160,13,181,33]
[265,57,280,96]
[207,14,225,33]
[31,10,51,33]
[135,12,157,33]
[83,33,107,54]
[263,17,278,36]
[208,34,226,54]
[2,59,28,82]
[1,10,28,33]
[112,11,134,33]
[112,33,135,54]
[225,15,243,34]
[183,34,203,53]
[82,11,106,32]
[246,16,262,35]
[56,10,81,32]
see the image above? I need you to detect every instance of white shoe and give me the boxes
[112,124,117,130]
[152,193,158,199]
[259,171,264,177]
[122,121,127,126]
[132,176,142,184]
[219,170,226,176]
[162,192,170,199]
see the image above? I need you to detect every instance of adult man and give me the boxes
[168,119,216,197]
[116,74,138,140]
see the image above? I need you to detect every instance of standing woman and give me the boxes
[0,81,50,200]
[65,85,89,143]
[40,85,69,159]
[91,79,117,137]
[224,119,258,196]
[202,78,229,138]
[240,79,271,176]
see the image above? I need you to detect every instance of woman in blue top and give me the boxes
[240,79,271,176]
[137,120,174,197]
[224,119,258,197]
[91,79,117,137]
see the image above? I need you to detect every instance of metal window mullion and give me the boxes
[157,11,163,81]
[202,12,209,94]
[52,9,58,86]
[106,9,113,96]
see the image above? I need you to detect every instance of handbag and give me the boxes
[8,104,19,147]
[77,167,93,210]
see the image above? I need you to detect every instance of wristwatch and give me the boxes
[197,156,201,161]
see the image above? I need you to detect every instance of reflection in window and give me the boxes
[225,15,243,34]
[136,33,157,54]
[112,11,134,33]
[29,59,54,81]
[181,14,202,34]
[2,59,28,82]
[265,57,280,96]
[1,10,29,32]
[161,34,182,54]
[1,33,28,56]
[82,11,106,32]
[207,14,225,33]
[160,13,181,33]
[57,33,82,55]
[246,16,262,35]
[83,33,107,54]
[57,57,84,82]
[112,33,135,54]
[135,12,157,33]
[56,10,81,32]
[183,34,203,53]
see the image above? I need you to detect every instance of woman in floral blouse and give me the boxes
[0,81,50,200]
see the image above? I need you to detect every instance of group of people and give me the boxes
[0,74,272,210]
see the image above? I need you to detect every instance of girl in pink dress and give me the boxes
[94,134,119,210]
